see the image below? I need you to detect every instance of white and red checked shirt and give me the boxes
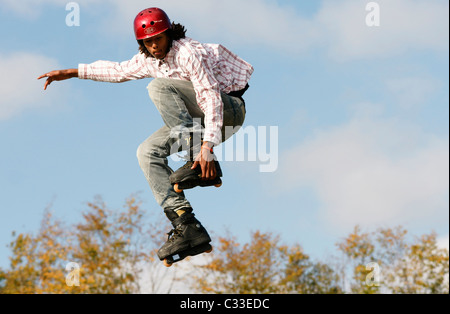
[78,37,254,145]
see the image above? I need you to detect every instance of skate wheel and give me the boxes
[174,184,183,193]
[163,259,173,267]
[214,182,222,188]
[205,247,213,254]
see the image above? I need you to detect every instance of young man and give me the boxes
[38,7,253,265]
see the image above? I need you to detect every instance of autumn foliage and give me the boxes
[0,196,169,294]
[0,197,448,294]
[194,231,341,294]
[336,226,449,294]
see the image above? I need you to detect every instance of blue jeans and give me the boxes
[136,78,246,219]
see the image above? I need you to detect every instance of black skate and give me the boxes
[157,212,212,267]
[163,243,213,267]
[170,160,223,193]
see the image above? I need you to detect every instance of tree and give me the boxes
[1,200,448,294]
[0,210,69,294]
[193,231,343,294]
[0,196,176,294]
[336,226,449,294]
[390,233,449,294]
[286,261,342,294]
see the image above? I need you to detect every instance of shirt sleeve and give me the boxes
[181,48,223,146]
[78,53,152,83]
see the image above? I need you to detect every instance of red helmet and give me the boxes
[134,8,172,40]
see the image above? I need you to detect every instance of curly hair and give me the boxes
[138,22,187,58]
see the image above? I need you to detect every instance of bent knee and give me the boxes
[147,78,170,97]
[136,142,146,165]
[136,140,169,166]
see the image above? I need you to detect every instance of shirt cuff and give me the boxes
[77,64,88,79]
[203,131,222,147]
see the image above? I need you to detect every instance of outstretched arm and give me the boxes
[37,69,78,90]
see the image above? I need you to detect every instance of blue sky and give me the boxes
[0,0,449,272]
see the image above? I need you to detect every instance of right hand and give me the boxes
[37,69,78,90]
[191,142,217,181]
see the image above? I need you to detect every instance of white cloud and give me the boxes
[0,52,65,120]
[0,0,53,18]
[317,0,449,60]
[276,105,449,230]
[0,0,101,18]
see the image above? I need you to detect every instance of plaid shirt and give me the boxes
[78,37,254,145]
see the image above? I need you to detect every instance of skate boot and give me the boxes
[157,212,212,267]
[170,160,223,193]
[170,138,223,193]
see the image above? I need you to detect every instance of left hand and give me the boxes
[37,69,78,90]
[192,142,217,180]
